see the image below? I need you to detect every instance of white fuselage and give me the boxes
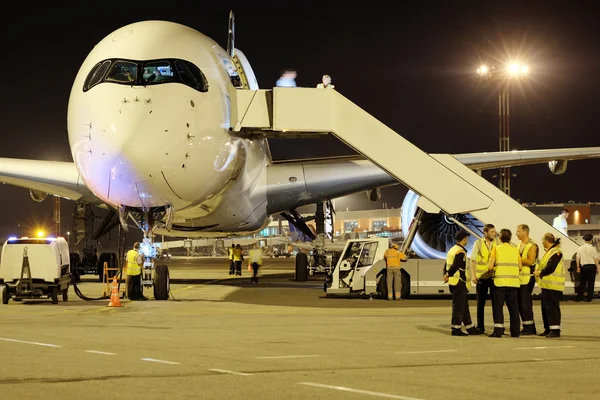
[67,21,270,237]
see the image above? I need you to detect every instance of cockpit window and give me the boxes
[82,58,209,93]
[83,60,111,91]
[106,61,138,83]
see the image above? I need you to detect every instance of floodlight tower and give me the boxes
[477,62,529,196]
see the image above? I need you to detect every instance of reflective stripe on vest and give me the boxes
[446,245,470,290]
[519,241,537,285]
[476,238,495,279]
[493,244,520,288]
[536,247,564,292]
[384,248,403,268]
[126,249,141,276]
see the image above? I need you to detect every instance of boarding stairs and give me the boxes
[229,87,579,258]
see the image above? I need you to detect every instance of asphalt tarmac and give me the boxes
[1,257,600,400]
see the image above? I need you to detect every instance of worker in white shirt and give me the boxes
[316,74,335,89]
[552,209,569,236]
[576,233,599,302]
[248,244,263,284]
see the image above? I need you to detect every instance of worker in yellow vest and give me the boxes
[487,229,522,338]
[384,243,407,300]
[516,224,539,335]
[444,230,480,336]
[469,223,497,333]
[126,242,147,301]
[228,244,235,275]
[232,244,244,276]
[534,233,565,338]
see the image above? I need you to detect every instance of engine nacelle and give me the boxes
[30,189,48,203]
[366,188,381,202]
[548,160,568,175]
[401,190,483,259]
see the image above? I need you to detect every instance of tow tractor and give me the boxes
[324,236,410,299]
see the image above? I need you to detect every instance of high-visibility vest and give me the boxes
[249,249,263,265]
[446,245,470,290]
[492,243,520,288]
[126,249,141,276]
[384,248,404,268]
[475,238,496,279]
[519,240,537,285]
[232,248,243,261]
[228,248,234,261]
[536,247,564,292]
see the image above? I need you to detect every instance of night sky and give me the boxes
[0,3,599,241]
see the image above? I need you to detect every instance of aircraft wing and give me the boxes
[0,157,100,203]
[266,147,600,213]
[452,147,600,170]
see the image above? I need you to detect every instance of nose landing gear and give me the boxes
[128,206,172,301]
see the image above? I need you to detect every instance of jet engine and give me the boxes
[30,189,48,203]
[401,190,484,259]
[366,188,381,201]
[548,160,568,175]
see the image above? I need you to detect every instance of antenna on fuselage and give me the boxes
[227,10,235,57]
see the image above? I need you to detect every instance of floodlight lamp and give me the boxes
[477,65,488,75]
[508,63,520,75]
[37,231,45,238]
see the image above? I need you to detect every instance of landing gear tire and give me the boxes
[153,265,170,300]
[295,253,308,282]
[2,287,9,304]
[377,270,388,299]
[51,287,59,304]
[401,270,410,300]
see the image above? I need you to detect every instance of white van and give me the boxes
[0,237,70,304]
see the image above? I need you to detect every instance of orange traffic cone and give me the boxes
[107,276,123,307]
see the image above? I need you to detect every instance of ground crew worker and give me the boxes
[233,244,244,276]
[228,244,235,275]
[575,233,599,302]
[469,223,497,333]
[534,233,565,338]
[444,230,480,336]
[487,229,522,338]
[516,224,539,335]
[126,242,147,301]
[248,244,263,284]
[383,243,407,300]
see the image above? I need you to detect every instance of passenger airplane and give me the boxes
[1,15,600,296]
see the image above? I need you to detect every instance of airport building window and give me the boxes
[372,219,387,231]
[344,221,358,232]
[83,58,209,93]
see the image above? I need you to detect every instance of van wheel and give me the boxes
[51,287,59,304]
[62,289,68,302]
[2,287,9,304]
[153,265,170,300]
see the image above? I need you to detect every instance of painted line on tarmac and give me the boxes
[515,346,575,350]
[0,337,62,348]
[172,285,199,293]
[257,354,320,359]
[298,382,424,400]
[85,350,117,356]
[141,358,180,365]
[208,368,253,376]
[396,349,456,355]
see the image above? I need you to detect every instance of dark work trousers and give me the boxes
[541,289,562,332]
[235,260,242,275]
[476,278,494,330]
[127,274,143,300]
[251,262,260,284]
[492,286,520,336]
[577,264,597,302]
[229,260,235,274]
[450,282,474,330]
[518,276,536,332]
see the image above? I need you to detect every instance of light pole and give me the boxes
[477,62,529,196]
